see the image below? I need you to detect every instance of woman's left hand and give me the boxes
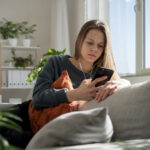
[70,100,88,111]
[95,79,130,102]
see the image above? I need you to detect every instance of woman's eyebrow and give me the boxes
[87,38,104,44]
[87,38,94,41]
[98,42,104,45]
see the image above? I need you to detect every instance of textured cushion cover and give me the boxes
[26,107,113,149]
[29,70,78,133]
[81,80,150,140]
[44,139,150,150]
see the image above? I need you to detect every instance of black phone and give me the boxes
[92,67,114,87]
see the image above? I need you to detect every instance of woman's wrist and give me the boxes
[66,89,80,102]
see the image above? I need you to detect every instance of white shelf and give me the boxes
[1,45,40,50]
[2,87,33,90]
[1,66,34,70]
[0,44,40,95]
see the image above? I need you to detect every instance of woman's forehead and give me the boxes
[85,29,104,43]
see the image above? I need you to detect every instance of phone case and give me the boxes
[92,67,114,87]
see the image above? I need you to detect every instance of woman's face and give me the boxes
[80,29,105,64]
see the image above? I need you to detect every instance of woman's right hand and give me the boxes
[66,76,107,101]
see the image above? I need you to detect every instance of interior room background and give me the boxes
[0,0,150,103]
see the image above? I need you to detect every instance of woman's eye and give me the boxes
[87,42,93,45]
[98,45,104,48]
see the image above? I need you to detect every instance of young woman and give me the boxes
[32,20,130,110]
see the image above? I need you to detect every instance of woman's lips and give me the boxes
[88,54,96,57]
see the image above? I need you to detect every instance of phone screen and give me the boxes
[92,67,114,87]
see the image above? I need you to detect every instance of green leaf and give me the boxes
[0,112,22,122]
[0,107,16,112]
[0,134,24,150]
[6,145,24,150]
[0,135,9,149]
[0,117,21,130]
[0,121,21,132]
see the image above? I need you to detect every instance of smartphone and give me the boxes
[92,67,114,87]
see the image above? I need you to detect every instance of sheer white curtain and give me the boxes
[49,0,70,55]
[85,0,109,24]
[86,0,136,75]
[109,0,136,74]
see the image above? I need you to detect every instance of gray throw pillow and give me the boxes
[82,80,150,141]
[26,107,113,149]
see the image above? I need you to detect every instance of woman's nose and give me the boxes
[91,45,98,51]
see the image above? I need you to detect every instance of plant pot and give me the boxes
[9,38,18,47]
[0,39,9,45]
[23,39,31,47]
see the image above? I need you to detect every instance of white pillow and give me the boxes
[81,80,150,140]
[26,107,113,149]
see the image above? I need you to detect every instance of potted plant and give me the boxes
[5,49,33,68]
[20,22,36,47]
[0,107,23,150]
[0,18,22,46]
[26,48,66,82]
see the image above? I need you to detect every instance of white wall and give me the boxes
[0,0,51,55]
[0,0,85,55]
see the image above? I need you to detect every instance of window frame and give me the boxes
[85,0,150,76]
[132,0,150,76]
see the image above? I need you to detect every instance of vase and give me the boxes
[23,39,31,47]
[0,39,9,45]
[9,38,18,47]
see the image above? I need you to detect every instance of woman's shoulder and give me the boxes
[46,55,71,68]
[42,55,71,76]
[49,55,70,62]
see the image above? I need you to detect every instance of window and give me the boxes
[145,0,150,68]
[85,0,150,76]
[109,0,136,75]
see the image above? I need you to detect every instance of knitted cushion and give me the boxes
[28,70,78,133]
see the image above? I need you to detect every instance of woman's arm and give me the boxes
[32,56,68,110]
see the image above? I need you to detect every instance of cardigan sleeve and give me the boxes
[32,56,68,110]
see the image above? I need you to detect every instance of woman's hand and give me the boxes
[70,100,88,111]
[66,76,107,101]
[95,79,130,102]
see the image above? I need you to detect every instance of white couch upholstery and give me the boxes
[1,80,150,150]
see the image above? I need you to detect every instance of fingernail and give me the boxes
[96,98,100,102]
[104,76,107,79]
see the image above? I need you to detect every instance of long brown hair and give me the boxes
[74,20,119,80]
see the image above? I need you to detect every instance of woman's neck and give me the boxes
[70,57,93,73]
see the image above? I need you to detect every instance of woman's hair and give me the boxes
[74,20,119,80]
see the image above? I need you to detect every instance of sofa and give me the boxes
[1,80,150,150]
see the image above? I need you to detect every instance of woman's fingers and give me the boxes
[101,85,117,100]
[90,76,107,87]
[70,101,80,111]
[95,82,118,102]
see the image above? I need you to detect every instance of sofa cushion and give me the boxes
[81,80,150,140]
[41,139,150,150]
[26,107,113,149]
